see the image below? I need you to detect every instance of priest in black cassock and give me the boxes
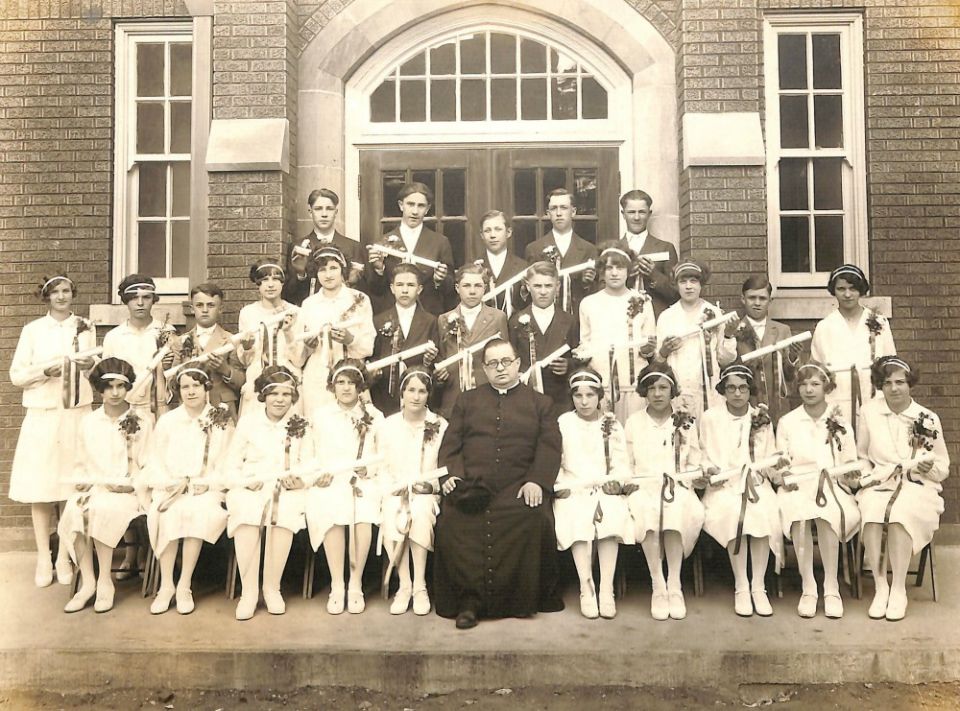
[434,338,564,629]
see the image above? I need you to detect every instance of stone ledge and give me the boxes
[206,119,290,173]
[770,295,893,321]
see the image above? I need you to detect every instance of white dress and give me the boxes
[624,408,705,556]
[102,318,179,418]
[57,407,152,563]
[775,405,861,541]
[578,289,656,425]
[235,300,301,417]
[656,300,737,420]
[856,399,949,554]
[144,403,233,554]
[811,308,896,425]
[9,313,95,503]
[304,401,383,549]
[223,409,314,535]
[553,411,635,549]
[296,286,375,415]
[376,411,447,551]
[699,405,784,567]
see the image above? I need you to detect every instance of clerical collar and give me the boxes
[492,380,521,395]
[313,228,335,243]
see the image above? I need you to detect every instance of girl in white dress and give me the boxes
[236,261,301,417]
[145,366,232,615]
[297,246,375,415]
[378,367,447,616]
[578,243,656,425]
[59,359,151,613]
[700,364,784,617]
[623,362,705,621]
[656,261,737,420]
[857,356,950,621]
[10,274,96,587]
[776,361,861,619]
[811,264,896,427]
[554,367,634,620]
[224,365,313,620]
[306,358,383,615]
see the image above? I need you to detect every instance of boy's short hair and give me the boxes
[397,182,434,206]
[190,282,224,300]
[307,188,340,207]
[391,263,424,285]
[619,189,653,210]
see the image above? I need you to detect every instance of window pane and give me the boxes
[430,41,456,75]
[490,33,516,73]
[170,101,191,153]
[136,102,165,154]
[172,161,190,216]
[574,220,596,243]
[370,81,396,123]
[521,77,547,120]
[138,162,167,217]
[814,95,843,148]
[779,95,808,149]
[431,79,456,121]
[460,34,485,75]
[813,158,843,211]
[574,169,598,215]
[511,219,537,257]
[410,171,436,203]
[581,77,608,119]
[381,171,405,218]
[171,221,190,277]
[550,48,577,74]
[542,168,566,199]
[442,169,466,216]
[780,216,810,272]
[442,220,466,267]
[460,79,485,121]
[778,34,806,90]
[814,216,844,272]
[491,78,517,120]
[137,221,166,277]
[551,76,577,120]
[399,80,426,122]
[520,38,546,73]
[400,52,425,76]
[812,34,842,90]
[779,158,808,212]
[170,43,192,97]
[137,43,164,97]
[514,170,537,216]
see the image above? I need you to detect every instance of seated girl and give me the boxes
[554,367,633,619]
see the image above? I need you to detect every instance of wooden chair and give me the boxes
[68,516,156,598]
[855,539,937,602]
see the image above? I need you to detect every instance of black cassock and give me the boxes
[434,383,563,619]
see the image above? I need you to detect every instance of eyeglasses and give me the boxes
[483,357,518,370]
[724,384,750,393]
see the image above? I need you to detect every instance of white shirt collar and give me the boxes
[399,223,423,248]
[486,250,507,276]
[313,228,335,242]
[530,303,555,331]
[195,324,216,336]
[553,230,573,255]
[625,230,648,251]
[395,302,417,319]
[460,303,482,319]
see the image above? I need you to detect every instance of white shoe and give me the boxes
[734,590,753,617]
[598,590,616,619]
[885,588,908,622]
[93,586,115,613]
[390,587,412,615]
[55,558,74,586]
[347,588,365,614]
[751,588,773,617]
[150,587,175,615]
[650,591,669,621]
[326,587,345,615]
[579,589,599,619]
[668,590,686,620]
[35,557,53,588]
[824,593,844,619]
[64,587,95,613]
[412,587,431,616]
[797,592,818,618]
[869,586,889,620]
[263,588,286,615]
[176,587,195,615]
[235,594,257,621]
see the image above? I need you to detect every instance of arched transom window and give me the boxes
[369,30,609,123]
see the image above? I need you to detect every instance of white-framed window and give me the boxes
[763,14,867,290]
[113,21,209,300]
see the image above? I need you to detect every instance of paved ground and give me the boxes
[1,543,957,695]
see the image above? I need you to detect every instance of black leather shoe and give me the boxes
[455,609,478,629]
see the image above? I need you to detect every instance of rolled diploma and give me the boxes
[366,340,436,372]
[741,332,812,363]
[369,244,443,270]
[708,452,787,485]
[434,334,499,371]
[676,311,738,341]
[557,260,596,279]
[521,343,571,382]
[481,270,527,302]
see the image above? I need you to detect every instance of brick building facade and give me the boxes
[1,0,958,545]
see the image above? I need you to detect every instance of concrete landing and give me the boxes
[1,548,958,694]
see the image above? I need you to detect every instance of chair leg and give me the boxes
[693,546,704,598]
[141,546,157,598]
[928,544,938,603]
[302,547,315,600]
[226,547,238,600]
[915,545,928,588]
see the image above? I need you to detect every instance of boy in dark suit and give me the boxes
[477,209,529,316]
[617,189,679,318]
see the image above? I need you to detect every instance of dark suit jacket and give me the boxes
[508,307,580,417]
[479,251,530,314]
[173,324,246,419]
[282,231,366,306]
[618,233,679,318]
[365,226,456,317]
[435,304,509,418]
[733,315,797,426]
[523,232,598,314]
[368,305,440,416]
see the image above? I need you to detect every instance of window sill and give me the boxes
[90,301,190,328]
[769,293,892,321]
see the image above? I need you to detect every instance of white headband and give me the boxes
[674,262,702,277]
[798,363,831,380]
[639,371,675,386]
[830,265,866,282]
[720,364,754,381]
[177,368,208,383]
[600,248,632,261]
[100,372,130,384]
[568,372,603,389]
[400,369,432,388]
[42,275,73,292]
[123,282,156,295]
[883,357,911,373]
[255,263,285,278]
[332,365,365,382]
[313,248,346,267]
[261,381,296,394]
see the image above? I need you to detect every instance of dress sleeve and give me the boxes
[346,294,375,360]
[920,411,950,484]
[810,318,828,363]
[609,423,632,482]
[9,323,49,389]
